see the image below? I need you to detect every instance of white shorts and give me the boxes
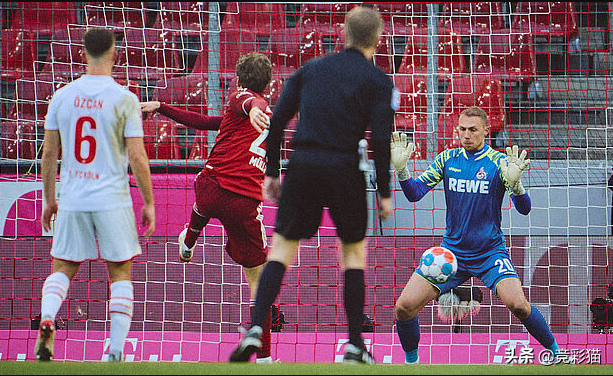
[50,207,142,263]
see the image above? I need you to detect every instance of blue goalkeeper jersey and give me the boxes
[400,144,524,258]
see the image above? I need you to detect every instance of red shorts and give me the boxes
[194,171,267,268]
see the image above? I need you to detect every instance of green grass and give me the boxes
[0,362,612,375]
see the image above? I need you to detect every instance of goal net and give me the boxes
[0,2,611,364]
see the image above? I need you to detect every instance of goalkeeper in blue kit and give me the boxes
[391,106,560,364]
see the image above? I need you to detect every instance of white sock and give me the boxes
[109,280,133,355]
[41,272,70,320]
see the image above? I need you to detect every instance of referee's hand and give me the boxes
[378,197,392,221]
[263,175,281,204]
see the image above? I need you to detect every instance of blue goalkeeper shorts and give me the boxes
[415,247,520,297]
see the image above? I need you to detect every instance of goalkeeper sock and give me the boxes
[109,280,133,356]
[520,305,557,350]
[396,316,420,362]
[344,269,365,349]
[185,204,208,248]
[251,261,286,328]
[41,272,70,320]
[251,300,272,359]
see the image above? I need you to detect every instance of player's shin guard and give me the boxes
[185,204,207,248]
[109,280,134,357]
[520,305,558,351]
[344,269,365,349]
[396,316,420,363]
[251,301,272,359]
[41,272,70,320]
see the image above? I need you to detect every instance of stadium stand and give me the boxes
[8,2,78,37]
[117,28,182,81]
[437,74,506,150]
[439,2,506,36]
[473,31,536,82]
[511,2,578,39]
[0,28,37,81]
[397,29,467,80]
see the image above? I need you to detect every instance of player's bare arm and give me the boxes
[126,137,155,237]
[41,129,60,233]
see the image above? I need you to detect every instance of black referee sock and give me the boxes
[344,269,365,349]
[251,261,286,328]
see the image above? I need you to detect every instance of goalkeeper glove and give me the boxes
[437,286,483,323]
[500,145,530,195]
[390,131,414,181]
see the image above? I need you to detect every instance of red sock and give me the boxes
[184,206,207,248]
[251,304,272,359]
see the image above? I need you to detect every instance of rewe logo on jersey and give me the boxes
[448,177,490,194]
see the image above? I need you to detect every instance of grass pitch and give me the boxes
[0,362,612,375]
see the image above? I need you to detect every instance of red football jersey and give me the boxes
[204,88,271,201]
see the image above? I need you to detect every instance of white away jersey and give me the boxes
[44,75,143,211]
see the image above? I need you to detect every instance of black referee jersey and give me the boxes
[266,47,396,198]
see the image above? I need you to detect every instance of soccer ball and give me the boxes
[419,246,458,284]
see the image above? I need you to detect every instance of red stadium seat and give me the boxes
[157,2,207,33]
[219,28,259,79]
[83,2,145,29]
[299,3,356,31]
[151,73,208,114]
[1,28,37,81]
[397,29,467,81]
[437,75,506,151]
[0,119,39,160]
[40,27,88,80]
[117,29,182,81]
[9,2,78,36]
[222,2,286,33]
[439,2,505,36]
[7,74,66,121]
[392,74,428,159]
[511,2,578,39]
[297,3,358,43]
[392,74,428,132]
[473,31,536,82]
[375,2,428,36]
[373,34,395,74]
[267,28,323,71]
[142,118,181,160]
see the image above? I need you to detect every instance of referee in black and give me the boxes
[230,6,396,364]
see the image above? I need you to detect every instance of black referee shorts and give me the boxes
[274,163,367,244]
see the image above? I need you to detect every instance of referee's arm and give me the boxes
[266,71,301,178]
[369,82,395,199]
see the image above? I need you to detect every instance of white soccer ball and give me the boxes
[419,246,458,284]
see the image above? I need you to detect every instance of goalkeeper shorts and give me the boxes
[417,248,520,296]
[274,162,367,244]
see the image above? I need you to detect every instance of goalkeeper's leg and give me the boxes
[496,278,559,353]
[395,273,439,364]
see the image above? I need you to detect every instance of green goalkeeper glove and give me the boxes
[500,145,530,195]
[390,131,414,181]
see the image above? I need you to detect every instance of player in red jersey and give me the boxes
[140,52,274,363]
